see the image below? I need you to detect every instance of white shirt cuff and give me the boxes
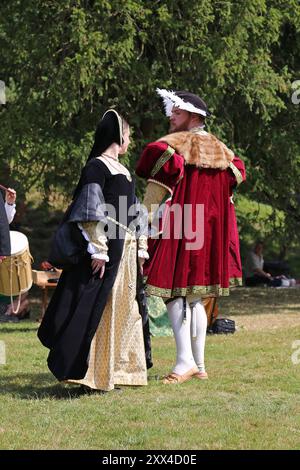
[91,253,109,262]
[5,202,16,224]
[138,249,149,260]
[87,241,98,255]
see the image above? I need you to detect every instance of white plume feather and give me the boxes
[156,88,207,117]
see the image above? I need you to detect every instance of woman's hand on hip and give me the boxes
[91,259,106,278]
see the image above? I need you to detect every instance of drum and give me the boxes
[0,231,33,296]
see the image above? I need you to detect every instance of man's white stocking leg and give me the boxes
[166,297,197,375]
[188,298,207,373]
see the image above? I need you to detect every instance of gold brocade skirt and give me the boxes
[70,234,147,391]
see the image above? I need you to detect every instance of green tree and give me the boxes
[0,0,299,251]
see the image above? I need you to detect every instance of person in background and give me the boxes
[244,241,296,287]
[0,187,14,263]
[244,241,272,286]
[0,187,30,322]
[4,187,16,224]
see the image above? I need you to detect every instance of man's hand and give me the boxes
[5,188,16,205]
[91,258,106,278]
[0,256,6,263]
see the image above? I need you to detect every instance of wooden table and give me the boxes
[35,280,59,319]
[32,270,61,320]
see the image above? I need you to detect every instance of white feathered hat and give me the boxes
[156,88,211,118]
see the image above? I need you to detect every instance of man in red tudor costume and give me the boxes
[136,88,246,384]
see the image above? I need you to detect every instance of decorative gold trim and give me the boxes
[146,285,172,298]
[150,145,175,177]
[147,178,173,195]
[229,277,243,287]
[229,161,243,186]
[176,174,184,184]
[102,109,123,144]
[145,277,243,299]
[106,216,135,236]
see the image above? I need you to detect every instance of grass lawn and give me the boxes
[0,287,300,450]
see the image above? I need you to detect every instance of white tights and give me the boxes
[188,297,207,373]
[166,296,207,375]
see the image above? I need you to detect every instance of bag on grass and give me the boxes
[211,318,235,334]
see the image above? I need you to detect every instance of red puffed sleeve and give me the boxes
[228,155,246,189]
[136,141,184,195]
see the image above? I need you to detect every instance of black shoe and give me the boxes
[0,304,8,315]
[0,314,20,323]
[0,314,9,323]
[80,385,122,395]
[80,385,106,395]
[7,315,20,323]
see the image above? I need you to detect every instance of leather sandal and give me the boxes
[162,366,199,385]
[193,371,208,380]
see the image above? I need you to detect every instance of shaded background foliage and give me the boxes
[0,0,299,267]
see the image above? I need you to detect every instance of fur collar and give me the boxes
[157,131,234,169]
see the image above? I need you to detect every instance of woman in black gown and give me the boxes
[38,110,149,391]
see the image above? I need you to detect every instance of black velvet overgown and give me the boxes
[38,159,139,381]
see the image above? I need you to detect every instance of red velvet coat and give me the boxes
[136,133,246,299]
[228,156,246,281]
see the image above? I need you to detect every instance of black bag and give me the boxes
[211,318,235,334]
[48,221,87,269]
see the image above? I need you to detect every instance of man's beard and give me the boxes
[169,118,190,133]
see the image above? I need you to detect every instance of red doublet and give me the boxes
[136,138,246,299]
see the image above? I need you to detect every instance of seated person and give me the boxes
[244,241,295,287]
